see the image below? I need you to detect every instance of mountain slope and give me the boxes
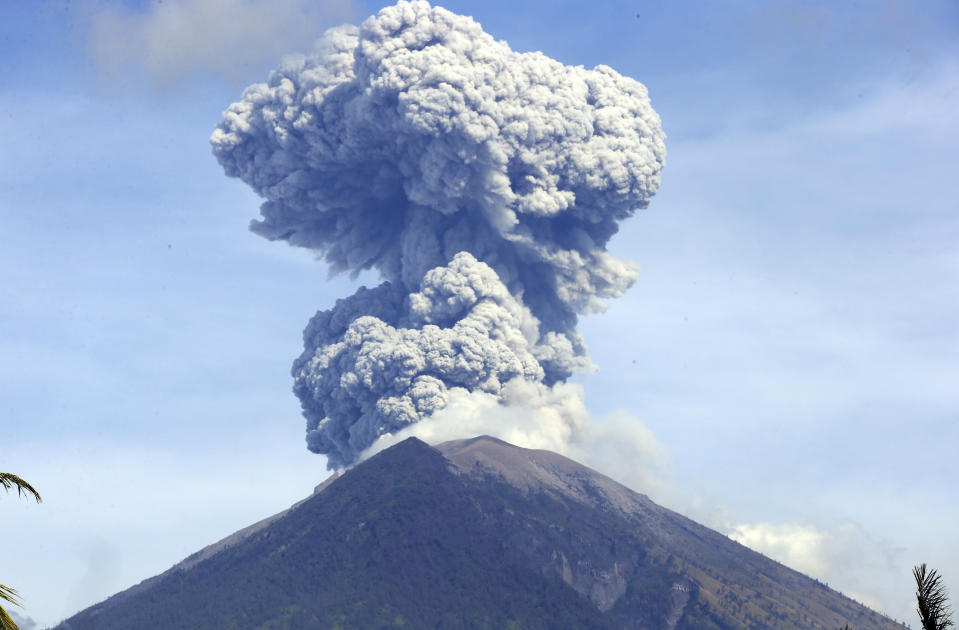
[53,436,905,630]
[437,436,904,630]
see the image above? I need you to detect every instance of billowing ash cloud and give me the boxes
[211,0,666,468]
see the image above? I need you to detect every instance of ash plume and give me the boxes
[211,0,666,469]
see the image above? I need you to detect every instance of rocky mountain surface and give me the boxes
[51,436,906,630]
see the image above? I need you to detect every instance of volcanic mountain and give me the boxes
[52,436,905,630]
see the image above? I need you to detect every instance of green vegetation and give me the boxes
[1,473,42,630]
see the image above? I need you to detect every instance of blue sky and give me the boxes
[2,1,957,627]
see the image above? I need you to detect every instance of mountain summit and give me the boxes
[53,436,904,630]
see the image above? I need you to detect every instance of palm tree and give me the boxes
[1,473,42,630]
[914,563,954,630]
[0,474,40,503]
[1,585,25,630]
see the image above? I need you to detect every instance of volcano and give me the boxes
[53,436,905,630]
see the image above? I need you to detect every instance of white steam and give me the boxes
[211,0,666,468]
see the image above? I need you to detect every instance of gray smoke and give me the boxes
[211,0,666,468]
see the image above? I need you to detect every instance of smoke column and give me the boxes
[212,1,666,469]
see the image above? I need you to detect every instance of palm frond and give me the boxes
[0,603,20,630]
[0,586,21,608]
[0,587,19,630]
[1,474,35,630]
[915,563,955,630]
[0,474,41,503]
[0,604,21,630]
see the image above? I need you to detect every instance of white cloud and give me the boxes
[726,520,909,619]
[87,0,357,87]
